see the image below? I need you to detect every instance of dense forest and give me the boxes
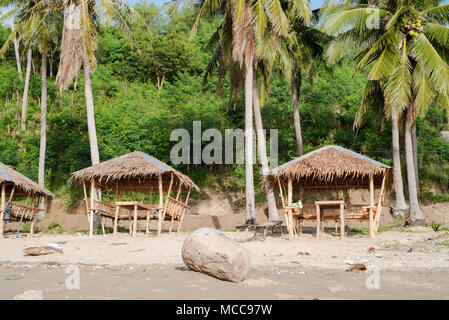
[0,0,448,213]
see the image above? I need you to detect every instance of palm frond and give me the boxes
[383,38,412,113]
[411,33,449,96]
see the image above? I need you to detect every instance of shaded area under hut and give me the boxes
[69,151,200,238]
[263,145,392,240]
[0,162,54,236]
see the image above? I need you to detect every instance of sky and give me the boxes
[125,0,325,10]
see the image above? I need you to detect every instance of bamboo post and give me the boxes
[369,175,375,239]
[316,204,320,238]
[0,183,6,236]
[101,216,106,237]
[277,178,289,231]
[146,188,153,236]
[375,172,388,232]
[113,205,120,238]
[340,202,345,239]
[157,175,166,236]
[90,180,95,238]
[132,204,138,238]
[176,184,182,200]
[287,177,293,240]
[177,187,191,233]
[169,183,182,234]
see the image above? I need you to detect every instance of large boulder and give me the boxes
[182,228,251,282]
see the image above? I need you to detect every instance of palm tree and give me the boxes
[0,2,23,79]
[322,0,449,224]
[0,1,34,131]
[354,80,408,212]
[201,19,281,222]
[278,8,331,156]
[192,0,310,224]
[1,1,61,217]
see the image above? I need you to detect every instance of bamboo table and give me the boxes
[315,200,345,239]
[114,201,154,238]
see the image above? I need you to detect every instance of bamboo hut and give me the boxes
[0,162,54,236]
[69,151,199,238]
[263,145,392,240]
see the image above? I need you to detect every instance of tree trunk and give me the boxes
[38,52,48,219]
[83,53,101,231]
[411,122,419,196]
[391,108,407,211]
[245,58,256,225]
[9,5,22,80]
[405,107,425,225]
[292,73,303,156]
[14,38,22,80]
[252,68,279,222]
[21,47,32,131]
[83,54,100,165]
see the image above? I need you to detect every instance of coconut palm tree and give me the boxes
[10,0,139,168]
[0,1,23,79]
[192,0,310,224]
[1,1,61,216]
[353,80,409,212]
[0,1,35,131]
[201,18,281,222]
[277,8,332,156]
[322,0,449,224]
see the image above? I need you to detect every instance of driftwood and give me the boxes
[346,264,367,272]
[23,245,63,256]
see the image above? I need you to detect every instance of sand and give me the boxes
[1,226,449,299]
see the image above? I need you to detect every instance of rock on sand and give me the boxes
[182,228,251,282]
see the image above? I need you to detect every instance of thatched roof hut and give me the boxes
[265,146,393,240]
[264,145,392,189]
[69,152,199,238]
[0,162,54,197]
[69,151,199,192]
[0,162,54,236]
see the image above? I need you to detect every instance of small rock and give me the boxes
[346,264,367,272]
[297,251,310,256]
[13,290,44,300]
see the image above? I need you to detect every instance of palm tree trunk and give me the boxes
[83,54,100,165]
[391,108,407,211]
[245,58,256,225]
[38,51,47,219]
[292,73,303,156]
[21,47,32,131]
[405,107,425,225]
[412,122,419,196]
[83,53,101,232]
[252,68,279,222]
[9,5,22,80]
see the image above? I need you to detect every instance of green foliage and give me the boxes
[429,223,441,232]
[44,221,66,234]
[0,2,448,210]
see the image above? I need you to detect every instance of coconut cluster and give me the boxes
[402,18,424,38]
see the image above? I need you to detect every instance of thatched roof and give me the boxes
[69,151,200,191]
[264,145,392,189]
[0,162,54,197]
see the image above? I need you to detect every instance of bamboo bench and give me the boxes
[2,201,40,235]
[162,196,189,234]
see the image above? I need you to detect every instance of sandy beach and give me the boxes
[1,226,449,299]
